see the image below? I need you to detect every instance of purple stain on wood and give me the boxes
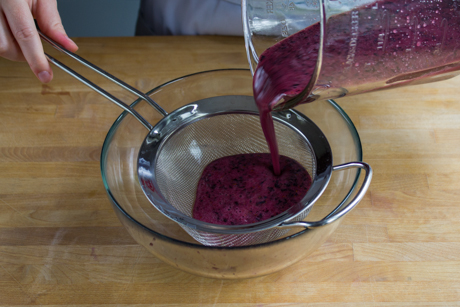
[90,247,98,261]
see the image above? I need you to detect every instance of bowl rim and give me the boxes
[100,68,363,250]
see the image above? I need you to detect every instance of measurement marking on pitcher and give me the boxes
[266,0,274,14]
[434,18,449,56]
[345,11,360,68]
[377,10,389,53]
[282,0,296,10]
[281,20,289,37]
[405,16,419,53]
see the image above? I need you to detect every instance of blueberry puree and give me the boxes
[253,22,320,174]
[192,153,312,225]
[254,0,460,182]
[254,0,460,111]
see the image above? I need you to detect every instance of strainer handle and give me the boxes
[279,161,372,229]
[37,29,169,130]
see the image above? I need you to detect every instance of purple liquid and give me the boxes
[192,153,312,225]
[193,0,460,226]
[254,0,460,176]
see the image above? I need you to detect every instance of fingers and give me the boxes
[0,0,79,83]
[34,0,78,52]
[0,6,24,61]
[2,0,52,82]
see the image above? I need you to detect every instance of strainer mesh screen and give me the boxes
[155,113,316,246]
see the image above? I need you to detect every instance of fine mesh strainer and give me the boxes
[138,95,330,247]
[40,31,372,247]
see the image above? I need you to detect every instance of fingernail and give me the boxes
[38,71,51,83]
[69,37,79,48]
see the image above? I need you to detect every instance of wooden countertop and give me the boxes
[1,35,460,305]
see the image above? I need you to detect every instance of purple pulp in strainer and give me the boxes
[192,154,311,225]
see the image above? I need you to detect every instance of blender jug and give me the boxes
[243,0,460,110]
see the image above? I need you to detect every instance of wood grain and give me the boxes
[1,35,460,305]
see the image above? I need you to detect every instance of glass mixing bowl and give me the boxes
[101,69,363,279]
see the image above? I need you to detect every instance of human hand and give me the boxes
[0,0,78,83]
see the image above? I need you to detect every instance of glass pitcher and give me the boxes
[243,0,460,110]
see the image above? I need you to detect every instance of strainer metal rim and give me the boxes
[137,95,333,234]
